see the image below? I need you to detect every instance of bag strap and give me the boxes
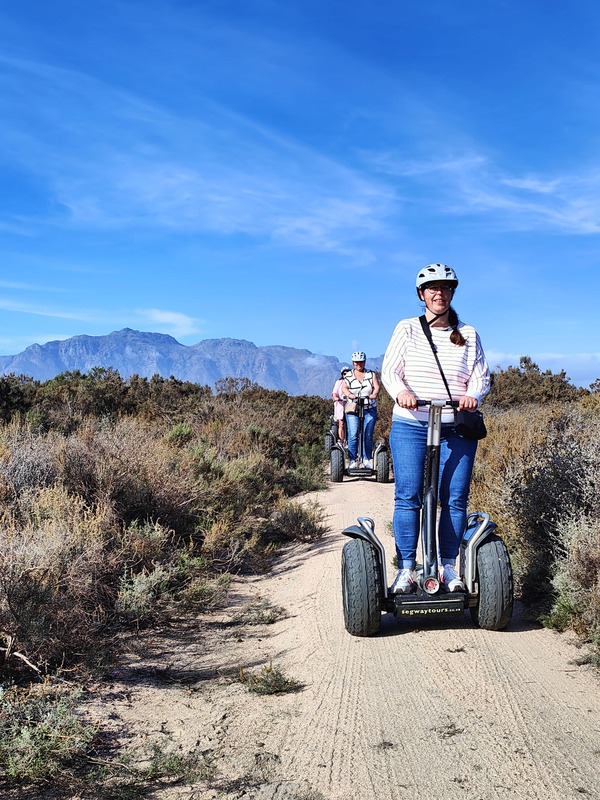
[419,315,453,403]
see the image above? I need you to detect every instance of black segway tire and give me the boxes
[330,448,344,482]
[325,431,335,455]
[470,534,513,631]
[376,450,390,483]
[341,538,382,636]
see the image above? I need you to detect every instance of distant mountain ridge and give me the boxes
[0,329,384,398]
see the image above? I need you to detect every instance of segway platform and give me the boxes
[347,464,373,478]
[390,590,466,620]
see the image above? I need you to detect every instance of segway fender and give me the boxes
[460,512,498,595]
[342,517,387,607]
[373,440,387,459]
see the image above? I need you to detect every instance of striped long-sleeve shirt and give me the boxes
[381,316,490,424]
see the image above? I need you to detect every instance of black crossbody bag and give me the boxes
[418,315,487,441]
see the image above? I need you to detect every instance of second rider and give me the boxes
[342,351,380,470]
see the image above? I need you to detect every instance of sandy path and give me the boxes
[94,479,600,800]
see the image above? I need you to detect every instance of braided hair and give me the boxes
[448,306,466,346]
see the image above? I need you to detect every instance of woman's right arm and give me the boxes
[340,376,354,399]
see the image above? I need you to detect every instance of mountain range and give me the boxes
[0,329,384,398]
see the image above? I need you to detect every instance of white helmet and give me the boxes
[340,364,351,375]
[351,351,366,362]
[416,263,458,290]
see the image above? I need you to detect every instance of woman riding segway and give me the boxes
[341,352,380,470]
[331,365,351,446]
[381,263,490,594]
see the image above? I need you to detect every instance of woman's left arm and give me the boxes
[370,373,380,399]
[463,331,491,408]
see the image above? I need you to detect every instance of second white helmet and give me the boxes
[416,263,458,290]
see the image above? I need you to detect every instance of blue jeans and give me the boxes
[389,418,477,569]
[346,407,377,461]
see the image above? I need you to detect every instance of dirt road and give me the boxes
[98,479,600,800]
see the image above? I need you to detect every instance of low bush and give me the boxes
[235,596,286,626]
[0,486,120,672]
[0,379,330,677]
[239,661,301,695]
[486,357,585,408]
[471,400,600,651]
[0,683,95,782]
[265,499,329,544]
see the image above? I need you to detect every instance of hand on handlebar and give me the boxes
[396,390,418,410]
[458,395,478,411]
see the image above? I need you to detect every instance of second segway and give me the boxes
[330,397,389,483]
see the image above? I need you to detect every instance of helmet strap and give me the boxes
[427,311,447,326]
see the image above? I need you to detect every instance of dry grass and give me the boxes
[239,660,302,695]
[0,391,330,677]
[0,485,120,671]
[472,400,600,635]
[0,380,331,795]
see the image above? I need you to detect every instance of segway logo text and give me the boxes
[398,607,463,616]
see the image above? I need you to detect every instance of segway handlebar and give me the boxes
[416,398,459,409]
[344,396,375,409]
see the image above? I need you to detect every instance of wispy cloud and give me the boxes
[0,280,45,290]
[365,147,600,235]
[501,177,560,194]
[0,54,394,261]
[6,30,600,253]
[0,279,78,292]
[451,167,600,234]
[0,293,204,339]
[135,309,204,338]
[0,296,95,321]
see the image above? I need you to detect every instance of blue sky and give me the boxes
[1,0,599,387]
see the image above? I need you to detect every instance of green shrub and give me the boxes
[265,499,329,543]
[487,356,585,408]
[116,564,172,622]
[0,684,95,782]
[239,661,301,695]
[164,422,194,446]
[289,442,327,492]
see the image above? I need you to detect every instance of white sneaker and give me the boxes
[349,460,357,469]
[440,563,464,592]
[363,459,372,469]
[391,568,415,594]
